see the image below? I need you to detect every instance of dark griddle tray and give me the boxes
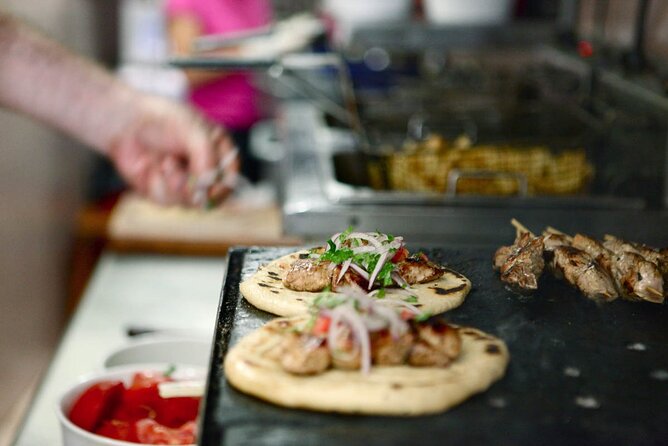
[200,247,668,446]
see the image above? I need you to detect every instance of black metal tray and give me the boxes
[200,246,668,446]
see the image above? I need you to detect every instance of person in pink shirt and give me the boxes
[166,0,273,182]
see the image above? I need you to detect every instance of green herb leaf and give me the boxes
[404,295,418,303]
[414,311,432,322]
[163,364,176,378]
[320,247,354,264]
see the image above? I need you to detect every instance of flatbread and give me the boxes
[240,251,471,317]
[224,317,509,416]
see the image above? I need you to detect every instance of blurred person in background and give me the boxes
[0,11,238,208]
[166,0,273,183]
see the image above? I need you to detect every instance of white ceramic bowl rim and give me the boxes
[102,336,211,370]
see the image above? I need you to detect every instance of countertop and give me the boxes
[12,253,227,446]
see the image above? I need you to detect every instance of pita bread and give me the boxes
[240,251,471,317]
[224,317,509,416]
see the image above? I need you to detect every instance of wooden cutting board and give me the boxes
[107,193,301,255]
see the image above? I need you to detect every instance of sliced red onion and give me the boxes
[379,297,421,315]
[349,263,370,281]
[352,245,376,254]
[363,313,389,331]
[336,258,352,284]
[302,335,325,351]
[347,232,383,248]
[340,307,371,374]
[327,308,345,356]
[368,251,389,290]
[370,304,409,339]
[330,232,342,249]
[391,271,410,289]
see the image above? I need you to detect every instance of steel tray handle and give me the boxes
[446,169,529,197]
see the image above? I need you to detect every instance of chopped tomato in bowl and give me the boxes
[57,365,204,446]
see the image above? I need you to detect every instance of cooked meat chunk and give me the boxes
[370,329,414,365]
[279,333,331,375]
[572,233,614,272]
[329,327,362,370]
[604,235,668,284]
[496,232,545,293]
[551,246,618,302]
[396,254,445,284]
[285,250,444,293]
[408,321,461,367]
[493,245,514,271]
[283,258,332,292]
[542,231,571,252]
[610,251,664,303]
[331,265,368,290]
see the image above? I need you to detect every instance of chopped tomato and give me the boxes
[69,371,200,444]
[400,309,415,321]
[69,381,124,432]
[312,316,331,335]
[391,247,408,263]
[131,371,171,389]
[155,396,201,428]
[94,419,139,442]
[136,418,197,445]
[112,384,159,422]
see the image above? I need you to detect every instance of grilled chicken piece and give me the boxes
[283,258,332,292]
[396,254,444,284]
[408,321,461,367]
[493,245,514,271]
[284,252,445,292]
[572,233,613,272]
[542,231,571,253]
[603,235,668,283]
[279,333,331,375]
[610,252,664,303]
[551,246,618,302]
[370,330,414,365]
[495,232,545,293]
[331,265,367,290]
[329,327,362,370]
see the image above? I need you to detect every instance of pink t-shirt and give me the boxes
[165,0,272,130]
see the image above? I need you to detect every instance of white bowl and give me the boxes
[56,365,205,446]
[103,337,211,370]
[423,0,514,25]
[323,0,413,26]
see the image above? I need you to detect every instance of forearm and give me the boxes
[0,13,139,154]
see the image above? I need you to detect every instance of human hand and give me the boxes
[107,96,239,207]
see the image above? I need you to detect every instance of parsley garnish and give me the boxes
[163,364,176,378]
[414,311,432,322]
[320,247,354,264]
[404,295,418,303]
